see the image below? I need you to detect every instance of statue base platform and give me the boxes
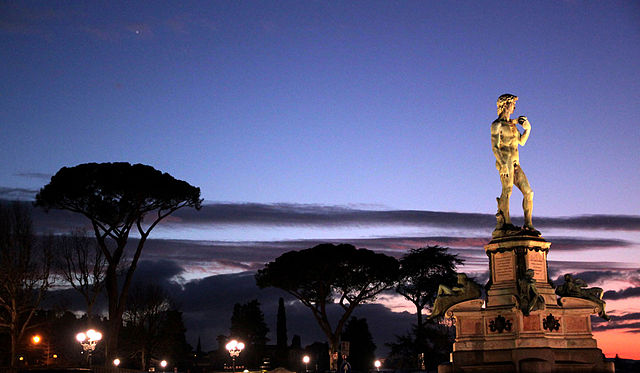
[437,299,613,373]
[438,235,613,373]
[438,347,614,373]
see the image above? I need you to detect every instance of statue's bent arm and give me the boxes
[517,118,531,146]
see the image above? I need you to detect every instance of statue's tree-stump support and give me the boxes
[438,234,614,373]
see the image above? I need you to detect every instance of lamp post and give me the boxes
[113,358,121,367]
[76,329,102,367]
[32,334,51,367]
[225,339,245,373]
[160,359,168,372]
[303,355,310,373]
[374,360,381,372]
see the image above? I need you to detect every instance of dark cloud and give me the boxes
[176,271,414,353]
[541,215,640,231]
[592,312,640,332]
[160,202,640,232]
[14,172,52,180]
[44,260,189,314]
[3,198,636,236]
[0,188,38,200]
[603,287,640,300]
[548,262,640,281]
[44,287,101,314]
[170,203,492,228]
[552,270,640,286]
[131,259,186,287]
[611,312,640,321]
[545,238,632,251]
[137,236,633,277]
[129,237,491,279]
[46,269,415,354]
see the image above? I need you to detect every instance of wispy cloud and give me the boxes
[603,287,640,301]
[98,236,633,281]
[162,202,640,232]
[593,312,640,332]
[552,270,640,286]
[0,187,38,200]
[14,172,52,181]
[10,198,637,233]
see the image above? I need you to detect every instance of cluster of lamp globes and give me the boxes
[225,339,246,356]
[75,329,102,351]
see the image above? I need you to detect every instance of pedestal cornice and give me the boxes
[485,235,550,253]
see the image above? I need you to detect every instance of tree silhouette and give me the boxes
[0,202,52,367]
[121,283,172,371]
[255,243,398,371]
[395,246,461,369]
[396,246,462,329]
[157,309,193,371]
[341,317,375,373]
[35,162,201,361]
[275,297,289,368]
[55,229,106,325]
[229,299,269,368]
[385,322,454,371]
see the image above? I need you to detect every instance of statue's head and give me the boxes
[497,93,518,115]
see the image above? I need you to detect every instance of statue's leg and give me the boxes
[499,171,514,225]
[514,165,534,229]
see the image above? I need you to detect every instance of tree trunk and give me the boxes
[105,264,119,361]
[10,326,17,368]
[329,337,340,372]
[141,348,147,371]
[87,301,94,327]
[10,305,18,367]
[415,305,424,370]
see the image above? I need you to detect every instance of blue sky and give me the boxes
[2,0,640,358]
[2,1,639,215]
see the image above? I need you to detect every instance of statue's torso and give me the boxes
[492,119,521,165]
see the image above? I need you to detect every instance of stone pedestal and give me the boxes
[438,235,614,373]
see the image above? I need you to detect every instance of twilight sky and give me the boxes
[2,0,639,360]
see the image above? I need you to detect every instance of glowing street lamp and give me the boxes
[225,339,245,373]
[32,334,52,367]
[374,360,381,372]
[76,329,102,367]
[160,360,168,372]
[113,358,121,367]
[303,355,310,373]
